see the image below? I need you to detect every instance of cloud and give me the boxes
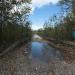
[30,0,59,13]
[11,0,59,14]
[32,24,43,30]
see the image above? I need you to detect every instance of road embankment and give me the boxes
[43,37,75,63]
[0,40,27,57]
[0,41,21,57]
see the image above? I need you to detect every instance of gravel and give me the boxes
[0,45,75,75]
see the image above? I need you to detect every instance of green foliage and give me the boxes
[36,0,75,43]
[0,0,32,51]
[37,15,74,43]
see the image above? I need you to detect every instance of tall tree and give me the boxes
[0,0,32,50]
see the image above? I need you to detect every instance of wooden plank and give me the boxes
[0,41,20,57]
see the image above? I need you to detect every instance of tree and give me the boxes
[0,0,32,51]
[59,0,75,40]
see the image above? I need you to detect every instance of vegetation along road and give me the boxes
[0,34,75,75]
[0,0,75,75]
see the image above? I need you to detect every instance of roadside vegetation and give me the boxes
[0,0,32,52]
[37,0,75,43]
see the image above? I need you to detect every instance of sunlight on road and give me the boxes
[33,34,42,40]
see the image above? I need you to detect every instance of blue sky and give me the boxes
[30,4,61,30]
[29,0,60,30]
[11,0,60,30]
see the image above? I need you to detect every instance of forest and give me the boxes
[0,0,32,52]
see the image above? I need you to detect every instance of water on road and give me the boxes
[0,34,75,75]
[28,34,63,63]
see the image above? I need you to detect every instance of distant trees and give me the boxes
[59,0,75,39]
[37,0,75,43]
[0,0,32,51]
[43,16,74,41]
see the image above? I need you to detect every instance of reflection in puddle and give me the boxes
[29,41,63,63]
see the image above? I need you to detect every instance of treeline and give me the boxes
[0,0,32,51]
[37,0,75,43]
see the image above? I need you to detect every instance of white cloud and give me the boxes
[32,24,43,30]
[11,0,59,14]
[30,0,59,13]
